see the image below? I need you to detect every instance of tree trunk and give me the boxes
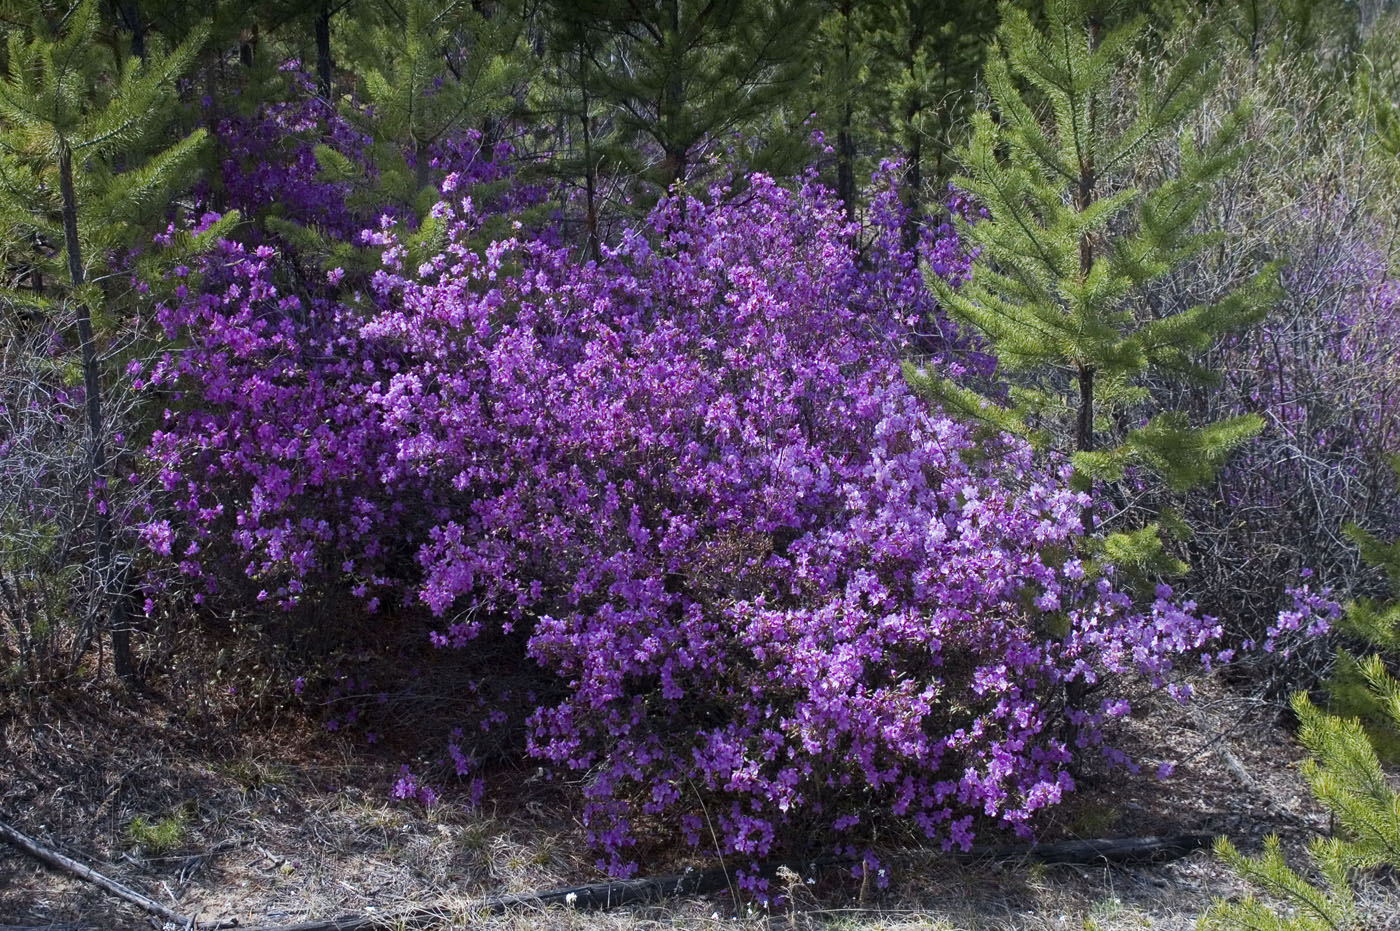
[1073,12,1101,489]
[115,0,145,60]
[315,0,333,99]
[207,0,228,212]
[835,0,856,220]
[1064,12,1103,760]
[240,22,259,68]
[414,137,431,194]
[58,147,132,682]
[579,48,601,262]
[659,0,689,191]
[901,8,925,249]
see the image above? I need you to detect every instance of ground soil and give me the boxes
[2,670,1398,931]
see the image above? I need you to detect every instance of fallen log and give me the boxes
[0,818,193,927]
[951,833,1214,865]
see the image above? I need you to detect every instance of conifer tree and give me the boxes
[548,0,818,198]
[0,0,210,679]
[805,0,867,217]
[799,0,995,223]
[859,0,995,234]
[908,0,1276,574]
[533,1,621,258]
[337,0,528,212]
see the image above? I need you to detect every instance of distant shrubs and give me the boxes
[1129,21,1400,671]
[1188,199,1400,673]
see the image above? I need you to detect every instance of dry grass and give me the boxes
[2,669,1398,931]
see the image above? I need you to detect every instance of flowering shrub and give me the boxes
[145,118,1227,872]
[142,71,533,612]
[362,175,1222,873]
[1259,574,1341,656]
[143,235,408,609]
[213,66,370,242]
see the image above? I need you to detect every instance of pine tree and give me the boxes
[533,0,623,258]
[548,0,818,199]
[1204,507,1400,931]
[808,0,864,217]
[798,0,997,224]
[337,0,529,212]
[0,0,211,680]
[859,0,996,235]
[907,0,1276,575]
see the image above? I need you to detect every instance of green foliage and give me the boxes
[1319,650,1400,764]
[912,0,1275,554]
[339,0,529,211]
[1208,834,1358,931]
[528,0,625,254]
[0,0,209,297]
[0,0,218,685]
[855,0,995,212]
[804,0,867,212]
[542,0,818,198]
[1324,518,1400,764]
[1202,688,1399,931]
[1096,522,1187,579]
[1358,25,1400,166]
[125,809,190,853]
[798,0,997,220]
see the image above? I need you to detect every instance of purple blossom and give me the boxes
[142,111,1225,871]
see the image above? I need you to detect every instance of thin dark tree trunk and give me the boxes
[1064,14,1103,760]
[414,137,431,193]
[1074,12,1102,501]
[58,147,132,682]
[114,0,145,60]
[1074,156,1097,471]
[315,0,333,99]
[837,120,856,220]
[1075,366,1096,453]
[240,22,258,68]
[901,7,924,249]
[579,48,601,262]
[206,0,227,212]
[660,0,688,191]
[933,27,950,185]
[835,0,856,220]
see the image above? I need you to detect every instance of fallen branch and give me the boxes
[1191,705,1257,790]
[237,834,1214,931]
[0,818,194,927]
[951,833,1214,865]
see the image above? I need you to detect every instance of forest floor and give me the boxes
[3,665,1399,931]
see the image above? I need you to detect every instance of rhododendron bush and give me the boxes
[144,149,1226,872]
